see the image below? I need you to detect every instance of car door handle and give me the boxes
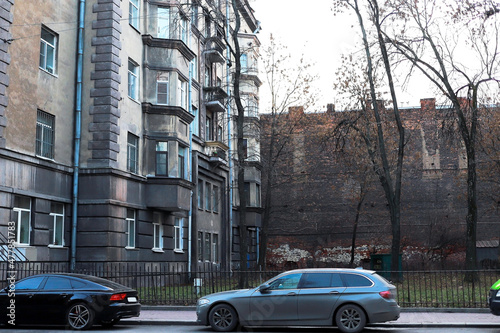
[329,291,340,294]
[287,292,297,296]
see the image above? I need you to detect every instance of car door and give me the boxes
[297,273,345,322]
[248,273,302,325]
[11,276,46,324]
[34,276,75,324]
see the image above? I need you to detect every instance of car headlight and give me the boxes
[198,298,211,306]
[496,290,500,297]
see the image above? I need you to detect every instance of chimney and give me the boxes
[327,103,335,113]
[420,98,436,111]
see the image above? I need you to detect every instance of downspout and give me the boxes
[187,15,193,278]
[71,0,85,272]
[226,0,233,271]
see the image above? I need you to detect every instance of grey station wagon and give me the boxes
[197,268,400,333]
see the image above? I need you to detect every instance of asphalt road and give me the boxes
[3,325,500,333]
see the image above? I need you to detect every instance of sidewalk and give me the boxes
[121,306,500,328]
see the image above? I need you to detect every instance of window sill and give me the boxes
[125,246,138,250]
[14,243,31,248]
[48,245,66,249]
[174,249,184,254]
[152,248,164,253]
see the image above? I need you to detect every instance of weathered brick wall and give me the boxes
[260,100,499,269]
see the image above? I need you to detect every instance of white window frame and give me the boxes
[153,221,163,251]
[127,133,139,173]
[179,16,188,43]
[157,7,169,38]
[179,79,187,109]
[40,26,57,74]
[174,218,184,252]
[128,59,139,100]
[126,209,136,249]
[129,0,140,30]
[49,203,64,247]
[212,233,218,263]
[13,197,31,246]
[157,79,169,105]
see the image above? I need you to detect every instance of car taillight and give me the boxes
[110,293,127,301]
[379,291,394,299]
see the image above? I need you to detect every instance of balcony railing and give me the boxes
[205,141,229,163]
[203,86,228,113]
[204,36,225,63]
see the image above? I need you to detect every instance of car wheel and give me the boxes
[101,318,120,328]
[208,304,239,332]
[335,304,366,333]
[67,302,94,330]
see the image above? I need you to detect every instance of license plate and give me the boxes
[127,297,138,303]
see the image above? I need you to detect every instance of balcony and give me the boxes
[206,141,229,165]
[204,36,226,64]
[203,86,228,113]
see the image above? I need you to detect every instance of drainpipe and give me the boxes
[226,0,233,271]
[71,0,85,272]
[187,16,193,278]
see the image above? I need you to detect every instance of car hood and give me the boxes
[205,288,254,300]
[491,279,500,291]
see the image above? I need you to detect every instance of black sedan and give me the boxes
[0,273,140,329]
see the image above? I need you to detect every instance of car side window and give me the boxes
[302,273,332,288]
[15,276,45,290]
[43,277,72,290]
[269,273,302,290]
[343,274,373,287]
[70,279,89,290]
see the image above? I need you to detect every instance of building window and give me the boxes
[174,218,184,252]
[204,233,211,261]
[242,138,248,159]
[240,53,248,72]
[256,183,261,207]
[179,79,187,109]
[213,185,219,213]
[192,107,200,137]
[129,0,140,30]
[217,125,223,141]
[13,196,31,245]
[40,27,57,74]
[191,57,198,82]
[205,182,211,211]
[198,179,203,209]
[157,7,169,38]
[180,17,188,43]
[204,66,211,86]
[128,59,139,100]
[197,231,203,261]
[157,79,169,105]
[36,110,55,159]
[244,182,250,205]
[126,209,136,248]
[50,203,64,246]
[178,147,186,179]
[156,142,168,176]
[153,214,163,251]
[212,234,218,263]
[127,133,139,173]
[206,116,212,141]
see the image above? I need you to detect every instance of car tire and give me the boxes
[208,303,239,332]
[66,302,94,330]
[335,304,366,333]
[101,318,120,328]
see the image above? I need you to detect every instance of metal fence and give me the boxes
[0,261,498,308]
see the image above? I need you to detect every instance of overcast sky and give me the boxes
[250,0,434,112]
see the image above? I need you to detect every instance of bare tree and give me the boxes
[380,0,500,277]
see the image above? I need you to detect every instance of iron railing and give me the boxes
[0,262,497,307]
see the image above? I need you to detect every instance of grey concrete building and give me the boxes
[0,0,262,272]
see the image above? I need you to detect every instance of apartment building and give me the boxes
[0,0,262,272]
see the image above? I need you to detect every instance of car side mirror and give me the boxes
[258,284,271,293]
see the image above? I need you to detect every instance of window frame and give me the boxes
[153,221,163,251]
[128,59,139,100]
[40,26,57,74]
[155,141,168,176]
[129,0,140,30]
[174,218,184,252]
[212,233,218,263]
[157,7,170,38]
[127,132,139,174]
[205,182,211,211]
[13,196,31,246]
[49,203,64,247]
[212,185,219,213]
[36,110,55,160]
[157,79,169,105]
[178,146,186,179]
[126,209,136,249]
